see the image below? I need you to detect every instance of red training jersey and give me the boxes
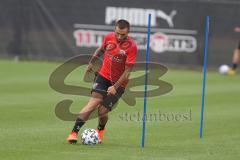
[98,32,137,87]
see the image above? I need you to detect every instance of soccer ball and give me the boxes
[219,64,230,75]
[81,129,99,145]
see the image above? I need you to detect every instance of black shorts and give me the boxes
[91,74,125,110]
[238,41,240,50]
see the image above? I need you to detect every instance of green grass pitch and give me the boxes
[0,60,239,160]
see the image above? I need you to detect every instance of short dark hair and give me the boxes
[116,19,130,30]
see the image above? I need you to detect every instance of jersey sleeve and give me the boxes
[126,44,137,65]
[100,35,107,50]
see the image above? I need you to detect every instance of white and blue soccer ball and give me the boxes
[219,64,230,75]
[81,129,99,145]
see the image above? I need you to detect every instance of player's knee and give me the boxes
[87,96,103,107]
[98,107,109,117]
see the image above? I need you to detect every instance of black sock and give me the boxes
[97,124,106,130]
[232,64,238,70]
[72,118,85,133]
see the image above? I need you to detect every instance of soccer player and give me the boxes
[67,19,138,144]
[228,26,240,75]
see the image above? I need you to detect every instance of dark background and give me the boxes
[0,0,239,67]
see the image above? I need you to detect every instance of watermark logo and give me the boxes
[119,109,192,122]
[49,55,173,121]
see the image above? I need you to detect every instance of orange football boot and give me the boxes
[67,132,78,144]
[228,69,237,76]
[96,129,105,144]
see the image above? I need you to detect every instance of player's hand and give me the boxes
[107,86,117,95]
[234,27,240,32]
[86,63,94,73]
